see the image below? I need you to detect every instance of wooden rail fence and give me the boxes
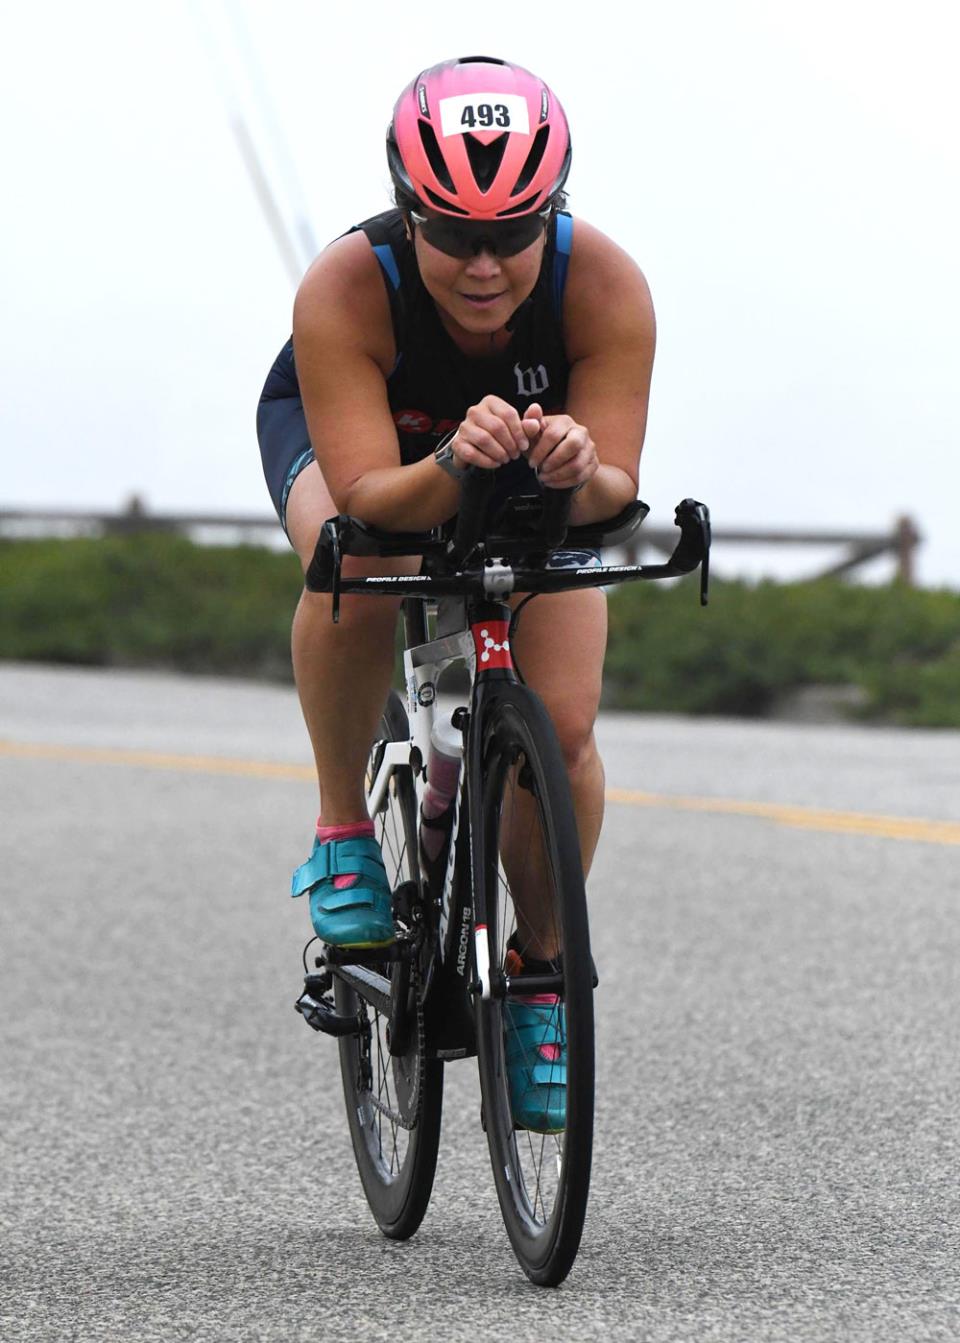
[0,499,922,585]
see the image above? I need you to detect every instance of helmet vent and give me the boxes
[418,120,455,192]
[465,132,508,192]
[511,125,549,196]
[422,186,470,215]
[497,192,540,218]
[457,55,506,65]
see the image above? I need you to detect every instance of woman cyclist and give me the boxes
[257,55,655,1132]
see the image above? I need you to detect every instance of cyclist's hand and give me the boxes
[524,410,599,491]
[450,396,540,470]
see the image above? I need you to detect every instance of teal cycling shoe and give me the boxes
[503,994,567,1134]
[291,835,395,948]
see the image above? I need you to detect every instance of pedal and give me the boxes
[322,938,416,967]
[294,978,361,1038]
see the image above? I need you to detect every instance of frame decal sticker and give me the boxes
[471,620,512,670]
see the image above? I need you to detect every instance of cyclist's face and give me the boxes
[411,213,547,338]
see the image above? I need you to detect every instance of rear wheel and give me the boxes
[472,685,595,1285]
[335,691,443,1239]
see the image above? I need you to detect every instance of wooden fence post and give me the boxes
[895,515,920,586]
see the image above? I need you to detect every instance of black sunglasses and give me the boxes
[409,208,550,259]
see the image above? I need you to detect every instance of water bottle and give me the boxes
[419,711,462,890]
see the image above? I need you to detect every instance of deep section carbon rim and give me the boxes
[473,685,595,1285]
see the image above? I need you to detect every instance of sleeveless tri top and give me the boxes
[265,208,574,503]
[356,207,572,471]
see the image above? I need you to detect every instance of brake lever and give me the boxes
[304,517,344,620]
[671,498,712,606]
[690,500,711,606]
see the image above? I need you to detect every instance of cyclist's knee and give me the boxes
[294,550,418,631]
[548,708,600,779]
[295,583,401,635]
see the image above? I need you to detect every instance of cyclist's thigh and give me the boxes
[286,462,420,585]
[510,587,607,739]
[285,459,339,567]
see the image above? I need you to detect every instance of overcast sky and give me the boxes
[2,0,958,585]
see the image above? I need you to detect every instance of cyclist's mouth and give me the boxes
[461,291,507,308]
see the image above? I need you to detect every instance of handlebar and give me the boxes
[304,478,711,620]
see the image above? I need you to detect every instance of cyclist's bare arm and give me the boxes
[293,233,460,532]
[550,219,656,525]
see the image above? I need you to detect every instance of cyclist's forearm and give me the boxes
[568,464,638,525]
[337,455,460,532]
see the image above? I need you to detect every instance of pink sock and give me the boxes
[317,819,376,890]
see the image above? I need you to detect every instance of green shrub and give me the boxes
[604,576,960,723]
[0,535,301,677]
[2,537,959,724]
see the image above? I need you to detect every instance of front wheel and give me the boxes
[335,691,443,1239]
[472,685,595,1285]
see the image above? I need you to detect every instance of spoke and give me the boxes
[375,1010,405,1173]
[381,811,402,879]
[344,704,426,1203]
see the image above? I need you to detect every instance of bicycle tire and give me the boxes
[472,683,595,1285]
[334,690,443,1239]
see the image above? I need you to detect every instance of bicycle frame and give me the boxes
[365,591,518,1006]
[301,488,710,1049]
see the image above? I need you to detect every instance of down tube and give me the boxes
[464,677,506,1000]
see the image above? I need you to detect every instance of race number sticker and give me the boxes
[438,93,529,138]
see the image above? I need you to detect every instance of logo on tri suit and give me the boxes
[393,410,459,436]
[514,363,549,397]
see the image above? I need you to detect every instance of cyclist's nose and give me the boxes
[463,247,502,278]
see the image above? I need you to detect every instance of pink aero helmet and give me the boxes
[387,56,572,220]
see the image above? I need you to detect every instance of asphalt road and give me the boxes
[2,664,958,1342]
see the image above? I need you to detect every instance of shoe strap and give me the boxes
[505,999,566,1049]
[312,885,383,914]
[291,836,386,898]
[525,1061,568,1087]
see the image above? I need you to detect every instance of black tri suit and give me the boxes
[257,208,574,532]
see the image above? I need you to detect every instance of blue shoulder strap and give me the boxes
[552,211,573,316]
[372,243,401,291]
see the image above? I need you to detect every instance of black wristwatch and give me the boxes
[434,428,467,481]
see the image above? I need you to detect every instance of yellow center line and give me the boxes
[605,786,960,846]
[0,738,316,782]
[3,738,958,847]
